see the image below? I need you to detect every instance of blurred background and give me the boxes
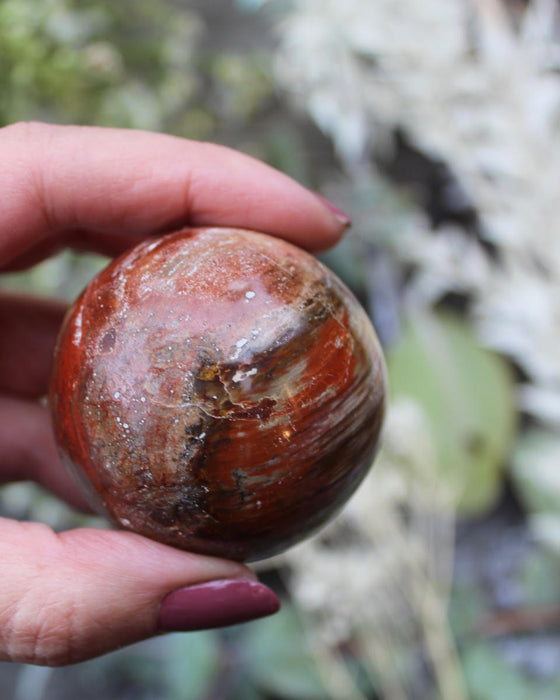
[1,0,560,698]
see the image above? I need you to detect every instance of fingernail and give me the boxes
[157,579,280,632]
[316,194,352,230]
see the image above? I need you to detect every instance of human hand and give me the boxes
[0,122,349,666]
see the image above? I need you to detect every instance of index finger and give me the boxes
[0,122,349,269]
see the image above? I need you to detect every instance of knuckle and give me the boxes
[3,584,80,666]
[0,121,59,230]
[0,523,81,666]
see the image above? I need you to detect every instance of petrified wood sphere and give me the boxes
[50,228,386,561]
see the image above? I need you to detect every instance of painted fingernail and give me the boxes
[316,194,352,230]
[157,579,280,632]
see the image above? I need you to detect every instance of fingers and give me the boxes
[0,293,87,507]
[0,292,67,398]
[0,396,89,511]
[0,519,279,665]
[0,122,349,270]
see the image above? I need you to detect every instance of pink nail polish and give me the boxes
[316,194,352,229]
[157,579,280,632]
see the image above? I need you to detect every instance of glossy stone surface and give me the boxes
[50,228,386,561]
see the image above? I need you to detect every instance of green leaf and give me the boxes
[386,311,517,515]
[462,644,534,700]
[242,602,328,699]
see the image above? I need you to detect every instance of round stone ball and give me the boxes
[50,228,386,561]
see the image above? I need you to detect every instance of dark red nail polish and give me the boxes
[316,194,352,229]
[157,579,280,632]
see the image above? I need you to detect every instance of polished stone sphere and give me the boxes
[50,228,386,561]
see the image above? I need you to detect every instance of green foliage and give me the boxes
[241,602,327,699]
[155,605,327,700]
[0,0,115,124]
[0,0,275,140]
[386,311,517,515]
[163,631,222,700]
[462,643,560,700]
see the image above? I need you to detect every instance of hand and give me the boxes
[0,122,349,666]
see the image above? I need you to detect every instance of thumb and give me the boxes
[0,518,279,666]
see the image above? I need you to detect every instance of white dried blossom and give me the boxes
[274,0,560,475]
[276,0,469,165]
[475,256,560,387]
[518,385,560,428]
[397,225,493,305]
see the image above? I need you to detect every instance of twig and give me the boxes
[477,604,560,637]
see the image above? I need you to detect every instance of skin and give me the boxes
[0,122,348,665]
